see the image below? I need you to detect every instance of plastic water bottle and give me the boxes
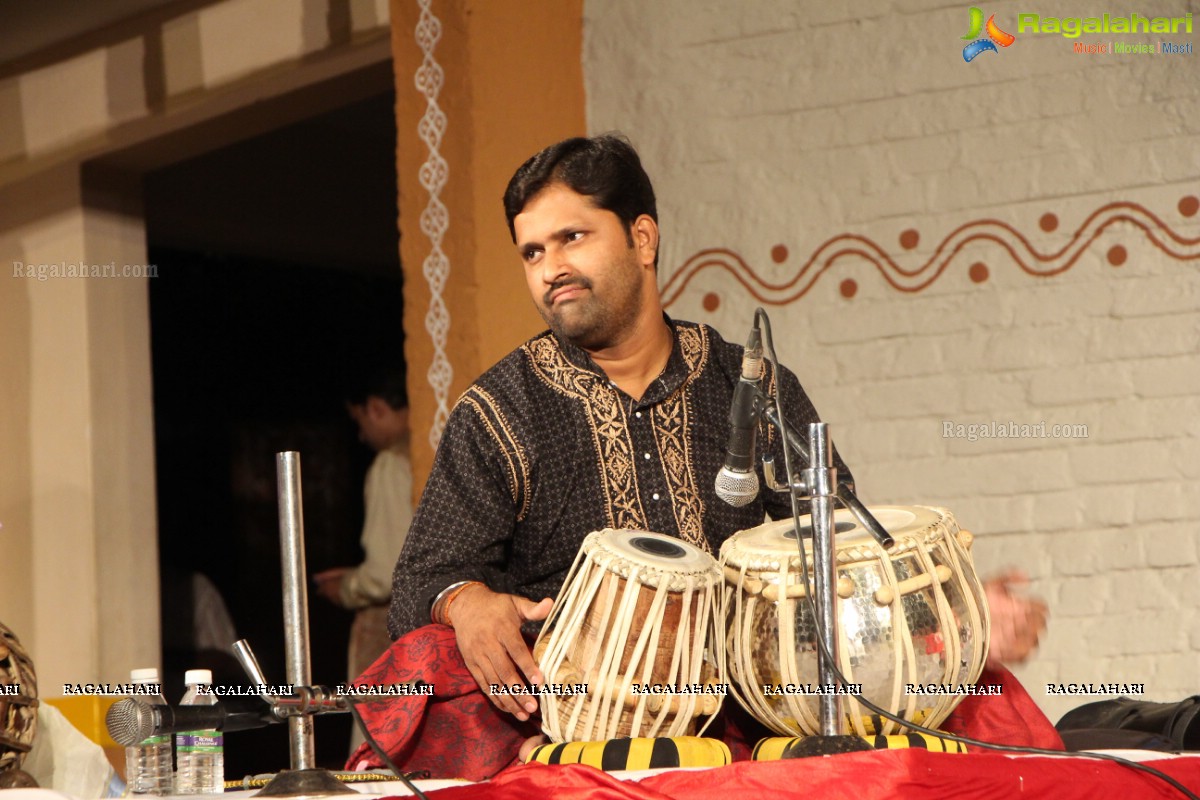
[124,668,173,795]
[174,669,224,794]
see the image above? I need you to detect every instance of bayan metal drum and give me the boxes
[0,620,38,787]
[721,506,988,737]
[534,529,724,742]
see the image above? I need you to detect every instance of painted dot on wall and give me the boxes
[1107,245,1127,266]
[839,279,858,299]
[969,262,989,283]
[899,229,919,250]
[1180,195,1199,218]
[1039,213,1058,232]
[771,244,789,263]
[702,292,721,312]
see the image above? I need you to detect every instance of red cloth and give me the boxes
[943,664,1065,751]
[346,624,538,781]
[348,626,1063,780]
[415,750,1200,800]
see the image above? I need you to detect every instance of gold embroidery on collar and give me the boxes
[761,360,779,448]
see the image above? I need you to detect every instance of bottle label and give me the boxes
[141,734,170,746]
[175,730,223,752]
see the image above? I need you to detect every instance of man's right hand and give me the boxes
[312,567,350,607]
[449,584,553,721]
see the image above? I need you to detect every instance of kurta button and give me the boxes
[652,493,660,501]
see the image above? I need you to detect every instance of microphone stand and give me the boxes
[748,305,875,756]
[246,452,355,798]
[764,422,872,756]
[108,452,424,796]
[760,401,893,549]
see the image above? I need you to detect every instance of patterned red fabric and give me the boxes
[346,624,537,781]
[348,628,1062,780]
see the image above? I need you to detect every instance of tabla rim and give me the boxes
[719,505,957,570]
[582,529,721,588]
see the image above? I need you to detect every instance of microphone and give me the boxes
[105,696,283,746]
[715,322,764,507]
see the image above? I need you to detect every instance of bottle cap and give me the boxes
[184,668,213,686]
[130,668,160,684]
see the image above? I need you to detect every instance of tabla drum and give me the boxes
[720,506,989,737]
[534,529,724,742]
[0,620,38,786]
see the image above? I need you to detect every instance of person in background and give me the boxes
[314,368,413,717]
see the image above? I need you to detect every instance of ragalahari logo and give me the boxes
[962,7,1016,61]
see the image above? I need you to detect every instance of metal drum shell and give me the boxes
[720,506,989,737]
[0,621,38,775]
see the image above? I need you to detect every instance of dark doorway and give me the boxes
[144,90,403,774]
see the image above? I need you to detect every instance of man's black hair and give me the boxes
[502,133,658,267]
[346,366,408,410]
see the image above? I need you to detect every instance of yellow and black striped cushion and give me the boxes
[753,733,967,760]
[856,710,931,735]
[527,737,732,771]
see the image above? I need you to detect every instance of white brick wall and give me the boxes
[586,0,1200,724]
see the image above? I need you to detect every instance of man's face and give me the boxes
[513,183,652,350]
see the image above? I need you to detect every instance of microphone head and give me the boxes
[715,466,759,507]
[105,698,154,746]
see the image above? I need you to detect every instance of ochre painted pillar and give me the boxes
[390,0,586,490]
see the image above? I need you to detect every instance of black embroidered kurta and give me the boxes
[388,319,851,638]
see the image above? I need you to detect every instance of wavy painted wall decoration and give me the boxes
[661,196,1200,310]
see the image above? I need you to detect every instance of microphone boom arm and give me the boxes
[758,390,892,549]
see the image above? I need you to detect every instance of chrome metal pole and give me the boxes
[276,451,315,771]
[803,423,841,737]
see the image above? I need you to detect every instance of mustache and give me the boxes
[544,277,592,305]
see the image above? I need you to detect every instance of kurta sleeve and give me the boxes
[387,389,527,638]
